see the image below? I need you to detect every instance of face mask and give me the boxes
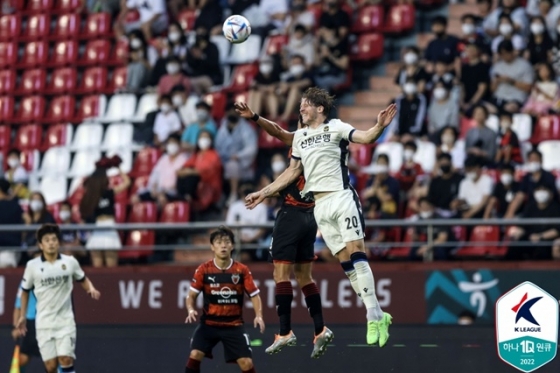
[166,63,180,75]
[227,115,239,124]
[419,211,433,219]
[403,149,414,161]
[403,52,418,65]
[466,171,477,181]
[172,95,184,107]
[59,210,71,221]
[259,63,273,75]
[30,200,43,212]
[500,173,513,186]
[525,162,541,173]
[289,64,305,76]
[272,161,286,173]
[198,137,212,150]
[403,83,417,95]
[433,87,447,100]
[160,103,172,113]
[440,164,451,174]
[434,30,445,38]
[166,142,179,155]
[196,109,209,122]
[442,134,454,144]
[168,31,181,42]
[499,23,513,35]
[130,38,142,49]
[462,23,475,35]
[7,158,19,168]
[534,190,549,204]
[530,23,544,35]
[374,164,389,174]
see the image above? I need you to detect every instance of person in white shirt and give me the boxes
[17,224,100,373]
[153,94,183,146]
[246,87,397,347]
[452,155,494,220]
[115,0,169,40]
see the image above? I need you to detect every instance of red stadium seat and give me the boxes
[383,4,416,34]
[130,147,162,178]
[264,34,288,55]
[350,143,375,166]
[49,40,79,67]
[122,202,157,260]
[226,64,258,93]
[531,115,560,144]
[0,69,16,95]
[258,121,288,149]
[160,201,191,223]
[0,14,21,41]
[387,227,412,258]
[233,91,249,104]
[333,68,352,92]
[46,67,77,95]
[0,124,11,149]
[68,178,84,206]
[25,0,54,14]
[15,124,43,150]
[129,175,149,198]
[459,116,476,139]
[79,39,111,66]
[109,66,127,92]
[76,95,103,121]
[350,33,384,61]
[307,3,323,29]
[455,225,500,257]
[177,9,196,32]
[7,0,26,12]
[45,95,75,123]
[80,13,112,39]
[0,42,17,68]
[77,67,108,95]
[352,5,384,33]
[20,14,50,41]
[114,202,127,223]
[108,40,129,65]
[15,68,47,96]
[16,95,45,123]
[203,91,227,121]
[20,149,40,171]
[0,95,14,123]
[54,0,81,13]
[18,41,48,68]
[51,13,80,40]
[44,123,72,149]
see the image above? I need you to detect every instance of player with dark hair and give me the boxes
[16,224,101,373]
[246,87,398,346]
[184,226,265,373]
[234,102,332,358]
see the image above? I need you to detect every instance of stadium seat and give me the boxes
[512,113,532,143]
[130,147,162,178]
[77,67,108,95]
[51,13,80,41]
[352,5,384,33]
[0,124,11,149]
[97,93,137,123]
[40,176,67,205]
[0,14,21,41]
[109,66,127,92]
[455,225,500,257]
[68,149,101,177]
[18,41,48,68]
[80,13,112,39]
[102,122,133,150]
[226,35,262,64]
[13,68,46,96]
[53,0,81,13]
[46,67,77,95]
[0,95,14,123]
[531,115,560,144]
[20,149,41,172]
[105,149,132,177]
[44,123,73,150]
[459,116,476,138]
[50,40,79,67]
[20,14,49,41]
[76,94,107,121]
[108,39,129,65]
[130,93,157,122]
[350,143,375,167]
[15,95,46,123]
[371,141,403,173]
[414,140,436,173]
[67,177,85,205]
[210,35,231,66]
[24,0,54,13]
[383,4,415,34]
[114,202,127,223]
[39,146,70,175]
[70,122,103,150]
[0,42,17,68]
[15,124,42,150]
[232,90,249,104]
[263,34,289,55]
[537,140,560,171]
[307,3,323,29]
[129,175,149,197]
[387,227,412,258]
[160,201,190,223]
[45,95,75,123]
[79,39,111,66]
[225,64,258,93]
[350,33,384,61]
[109,174,131,205]
[203,91,227,121]
[0,69,15,94]
[123,202,158,260]
[258,122,288,149]
[177,9,196,31]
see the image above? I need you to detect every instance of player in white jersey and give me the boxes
[16,224,101,373]
[246,87,397,346]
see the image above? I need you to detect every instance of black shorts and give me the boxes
[20,319,40,357]
[191,323,252,363]
[269,206,317,264]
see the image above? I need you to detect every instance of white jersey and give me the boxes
[21,254,85,330]
[291,119,355,195]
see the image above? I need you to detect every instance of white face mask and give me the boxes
[259,63,273,75]
[289,64,305,76]
[130,38,142,49]
[462,23,475,35]
[466,171,477,181]
[198,137,212,150]
[442,134,454,144]
[196,109,209,122]
[30,200,43,212]
[272,161,286,173]
[419,211,433,219]
[499,23,513,36]
[168,31,181,42]
[525,162,541,173]
[403,149,414,161]
[403,52,418,65]
[172,95,184,107]
[530,23,544,35]
[500,173,513,186]
[166,63,180,75]
[403,82,417,95]
[534,190,549,204]
[374,164,389,174]
[500,121,511,132]
[433,87,447,100]
[7,158,19,168]
[166,142,179,155]
[59,210,71,221]
[160,103,172,113]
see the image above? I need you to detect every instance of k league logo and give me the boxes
[496,281,559,372]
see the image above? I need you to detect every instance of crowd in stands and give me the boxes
[1,0,560,268]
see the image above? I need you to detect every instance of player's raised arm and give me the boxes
[234,101,295,146]
[347,103,398,144]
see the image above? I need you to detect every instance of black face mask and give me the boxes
[440,164,451,174]
[434,31,445,38]
[228,115,239,125]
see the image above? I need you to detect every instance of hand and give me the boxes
[16,316,27,336]
[376,104,397,128]
[185,309,198,323]
[245,191,266,210]
[508,227,523,240]
[234,102,255,119]
[416,245,430,257]
[529,233,542,242]
[88,288,101,300]
[11,328,21,340]
[254,316,265,333]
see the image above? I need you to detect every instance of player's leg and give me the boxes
[272,262,295,337]
[37,328,59,373]
[19,319,40,371]
[54,326,76,372]
[187,324,218,373]
[221,326,256,373]
[185,350,205,373]
[236,358,256,373]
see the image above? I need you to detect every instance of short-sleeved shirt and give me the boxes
[181,121,217,146]
[291,119,355,195]
[522,200,560,235]
[461,61,490,103]
[458,173,494,206]
[153,111,182,142]
[15,281,37,320]
[190,259,259,327]
[490,57,535,103]
[427,173,464,210]
[21,254,85,329]
[492,181,521,216]
[520,170,559,203]
[319,9,351,31]
[424,35,460,64]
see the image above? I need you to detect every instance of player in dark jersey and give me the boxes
[234,102,333,359]
[184,226,265,373]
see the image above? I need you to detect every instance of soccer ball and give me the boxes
[222,15,252,44]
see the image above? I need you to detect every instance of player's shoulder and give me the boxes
[195,260,214,273]
[327,118,353,130]
[25,256,42,268]
[231,260,251,273]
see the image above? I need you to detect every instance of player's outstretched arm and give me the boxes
[251,294,265,333]
[245,158,303,209]
[80,277,101,300]
[185,289,199,323]
[350,103,397,144]
[234,102,295,146]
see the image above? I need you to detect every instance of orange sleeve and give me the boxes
[243,265,260,297]
[190,265,205,293]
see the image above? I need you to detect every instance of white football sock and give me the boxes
[344,268,361,298]
[353,260,383,321]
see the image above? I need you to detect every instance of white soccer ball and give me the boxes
[222,15,252,44]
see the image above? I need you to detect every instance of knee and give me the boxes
[294,269,312,287]
[347,240,366,254]
[19,353,29,366]
[44,360,59,373]
[237,357,253,370]
[58,356,73,367]
[273,265,292,283]
[189,349,205,361]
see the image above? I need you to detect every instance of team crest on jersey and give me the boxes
[62,264,66,270]
[324,126,329,132]
[232,273,240,284]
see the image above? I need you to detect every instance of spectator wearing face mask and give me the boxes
[125,30,151,92]
[426,59,455,93]
[423,16,460,74]
[23,192,56,247]
[460,43,491,116]
[524,16,553,65]
[0,178,24,268]
[4,149,29,200]
[427,81,460,138]
[491,14,526,55]
[438,126,465,170]
[284,24,315,68]
[506,183,560,260]
[148,22,188,87]
[157,56,190,95]
[465,104,497,164]
[362,154,400,216]
[277,54,313,121]
[313,27,349,91]
[248,56,281,119]
[114,0,169,40]
[192,0,224,36]
[452,155,494,220]
[484,164,522,219]
[285,0,315,33]
[427,153,464,216]
[170,85,192,126]
[386,78,427,142]
[58,201,87,264]
[457,14,491,64]
[522,63,559,116]
[181,101,217,152]
[185,27,222,95]
[153,94,183,146]
[395,46,429,94]
[495,112,522,166]
[396,141,424,192]
[318,0,351,40]
[483,0,528,38]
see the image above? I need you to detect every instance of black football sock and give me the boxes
[275,281,293,336]
[302,282,325,336]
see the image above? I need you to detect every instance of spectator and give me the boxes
[80,157,131,268]
[125,30,151,92]
[192,0,223,36]
[505,149,559,218]
[427,153,464,216]
[23,191,56,247]
[395,46,429,94]
[484,164,522,218]
[491,14,526,55]
[313,27,349,91]
[465,104,498,164]
[278,54,313,121]
[181,101,217,151]
[362,154,400,216]
[176,130,222,207]
[115,0,169,40]
[409,197,455,261]
[252,0,289,36]
[148,22,188,87]
[0,178,23,268]
[285,0,315,33]
[258,153,288,190]
[524,16,553,65]
[285,24,315,68]
[458,13,491,63]
[506,183,560,260]
[495,112,523,165]
[427,81,460,138]
[132,134,189,208]
[363,197,397,259]
[545,0,560,41]
[477,0,494,30]
[58,201,87,264]
[248,56,282,119]
[158,56,191,95]
[522,63,559,116]
[490,40,534,114]
[215,105,258,205]
[387,78,427,141]
[185,27,222,94]
[483,0,528,38]
[170,85,193,126]
[452,155,494,219]
[460,43,491,115]
[424,16,460,73]
[145,94,183,147]
[426,59,455,92]
[396,141,424,192]
[438,126,466,170]
[4,149,29,200]
[318,0,351,40]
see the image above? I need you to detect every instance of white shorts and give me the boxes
[314,189,365,255]
[36,326,77,361]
